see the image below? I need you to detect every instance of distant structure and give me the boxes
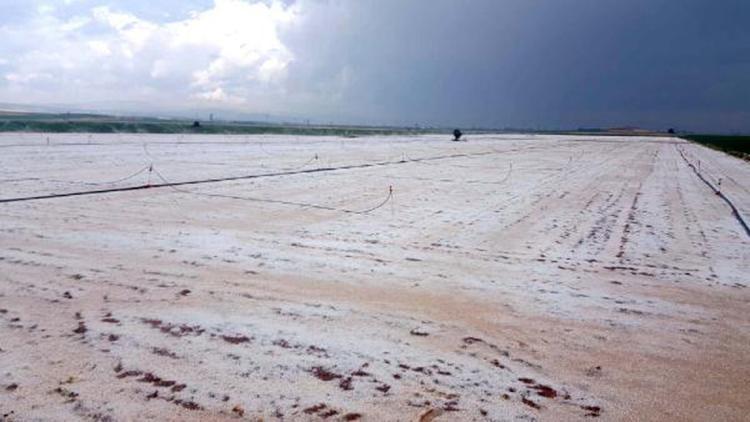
[453,129,463,141]
[192,121,201,128]
[667,128,676,134]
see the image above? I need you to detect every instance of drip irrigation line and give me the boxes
[12,165,152,188]
[0,184,154,204]
[153,167,393,215]
[278,154,319,172]
[0,177,40,183]
[351,187,393,214]
[146,139,317,172]
[458,149,487,159]
[496,161,513,185]
[86,164,152,186]
[404,152,440,165]
[258,142,278,157]
[677,146,750,238]
[0,149,499,204]
[143,143,156,161]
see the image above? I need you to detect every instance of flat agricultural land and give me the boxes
[0,133,748,421]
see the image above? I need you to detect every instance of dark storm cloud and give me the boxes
[282,0,750,131]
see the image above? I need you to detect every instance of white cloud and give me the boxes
[91,6,159,57]
[170,0,296,96]
[87,40,112,57]
[258,57,288,83]
[5,73,48,84]
[0,0,298,111]
[36,3,56,15]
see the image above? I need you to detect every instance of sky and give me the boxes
[0,0,748,132]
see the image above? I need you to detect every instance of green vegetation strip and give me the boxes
[0,113,434,137]
[683,135,750,160]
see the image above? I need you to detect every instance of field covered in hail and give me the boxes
[0,133,748,421]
